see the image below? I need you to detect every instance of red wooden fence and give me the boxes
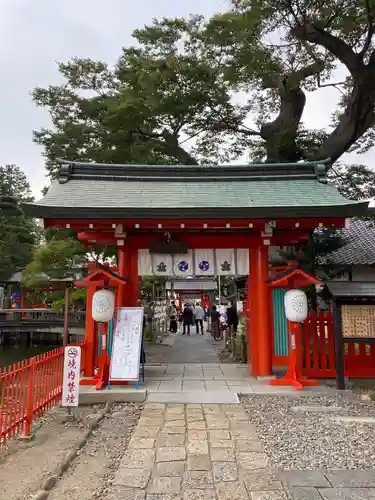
[302,311,375,378]
[0,341,85,445]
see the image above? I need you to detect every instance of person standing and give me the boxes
[194,302,205,335]
[226,302,239,338]
[210,305,222,340]
[182,304,193,335]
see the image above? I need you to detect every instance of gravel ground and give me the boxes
[240,392,375,471]
[0,404,106,499]
[48,402,142,500]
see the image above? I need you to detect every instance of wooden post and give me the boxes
[63,286,70,346]
[333,300,346,390]
[24,357,35,437]
[84,285,95,377]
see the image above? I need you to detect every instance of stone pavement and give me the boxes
[161,331,221,363]
[107,402,375,500]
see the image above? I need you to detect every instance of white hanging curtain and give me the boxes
[153,254,173,276]
[216,248,236,276]
[236,248,250,275]
[195,249,215,276]
[138,249,152,276]
[173,250,194,276]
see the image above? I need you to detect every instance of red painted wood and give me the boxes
[311,312,320,373]
[45,217,347,231]
[318,312,328,373]
[303,318,311,372]
[326,313,335,371]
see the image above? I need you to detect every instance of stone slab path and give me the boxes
[163,332,221,364]
[106,403,375,500]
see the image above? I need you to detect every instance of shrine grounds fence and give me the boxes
[0,340,85,445]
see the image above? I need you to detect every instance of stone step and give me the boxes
[146,391,240,404]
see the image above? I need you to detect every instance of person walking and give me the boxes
[182,304,193,335]
[226,302,239,338]
[194,302,205,335]
[210,305,222,340]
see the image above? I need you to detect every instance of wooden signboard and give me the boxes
[341,305,375,338]
[109,307,144,381]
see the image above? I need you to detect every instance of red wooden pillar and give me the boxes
[249,242,273,377]
[128,248,139,307]
[84,284,96,377]
[116,245,129,308]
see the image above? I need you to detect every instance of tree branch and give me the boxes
[291,23,361,76]
[359,0,375,58]
[137,128,199,164]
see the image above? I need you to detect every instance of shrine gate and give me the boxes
[23,159,368,378]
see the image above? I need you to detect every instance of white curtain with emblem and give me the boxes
[194,249,215,275]
[173,250,194,276]
[153,254,173,276]
[216,248,235,276]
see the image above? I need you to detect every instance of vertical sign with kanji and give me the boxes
[62,346,81,407]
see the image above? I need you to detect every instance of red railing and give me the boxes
[302,311,375,378]
[0,341,85,445]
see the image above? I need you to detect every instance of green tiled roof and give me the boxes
[22,160,368,219]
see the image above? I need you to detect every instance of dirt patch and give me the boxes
[0,404,105,500]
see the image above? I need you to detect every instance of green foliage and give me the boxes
[0,165,39,281]
[22,237,86,288]
[32,1,375,174]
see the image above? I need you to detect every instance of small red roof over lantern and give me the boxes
[75,265,130,289]
[266,262,323,289]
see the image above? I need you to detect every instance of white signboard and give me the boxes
[109,307,144,381]
[62,346,81,407]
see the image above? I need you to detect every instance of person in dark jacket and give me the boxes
[226,302,239,337]
[182,304,193,336]
[210,305,221,340]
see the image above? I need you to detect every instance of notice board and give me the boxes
[109,307,144,381]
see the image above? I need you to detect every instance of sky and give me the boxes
[0,0,373,199]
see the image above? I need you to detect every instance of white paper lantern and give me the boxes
[284,289,308,323]
[92,289,115,323]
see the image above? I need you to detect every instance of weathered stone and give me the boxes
[331,416,375,424]
[113,467,151,489]
[235,439,263,452]
[280,470,330,488]
[210,439,234,448]
[286,487,324,500]
[139,417,165,427]
[156,446,186,462]
[183,489,216,499]
[121,449,155,468]
[206,420,230,430]
[165,413,186,422]
[202,405,222,413]
[129,438,156,449]
[216,480,249,500]
[318,488,375,500]
[167,406,185,414]
[208,430,231,440]
[187,414,205,422]
[250,491,289,500]
[156,460,186,477]
[326,471,375,488]
[147,477,182,495]
[165,419,186,428]
[187,404,202,409]
[183,470,213,489]
[188,421,207,430]
[134,427,161,438]
[188,430,207,441]
[106,486,146,500]
[210,447,236,462]
[230,421,257,431]
[231,429,258,440]
[157,433,186,447]
[213,461,238,482]
[145,403,166,410]
[243,472,283,491]
[161,426,186,434]
[187,440,209,455]
[187,454,212,471]
[225,412,249,420]
[146,495,180,500]
[237,452,268,470]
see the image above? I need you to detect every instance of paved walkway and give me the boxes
[108,403,368,500]
[164,332,221,364]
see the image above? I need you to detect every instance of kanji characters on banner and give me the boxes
[62,346,81,407]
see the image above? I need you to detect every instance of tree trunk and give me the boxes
[260,78,306,162]
[318,67,375,162]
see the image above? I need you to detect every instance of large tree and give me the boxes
[0,165,39,281]
[33,0,375,175]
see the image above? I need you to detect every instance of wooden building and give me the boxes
[23,159,368,378]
